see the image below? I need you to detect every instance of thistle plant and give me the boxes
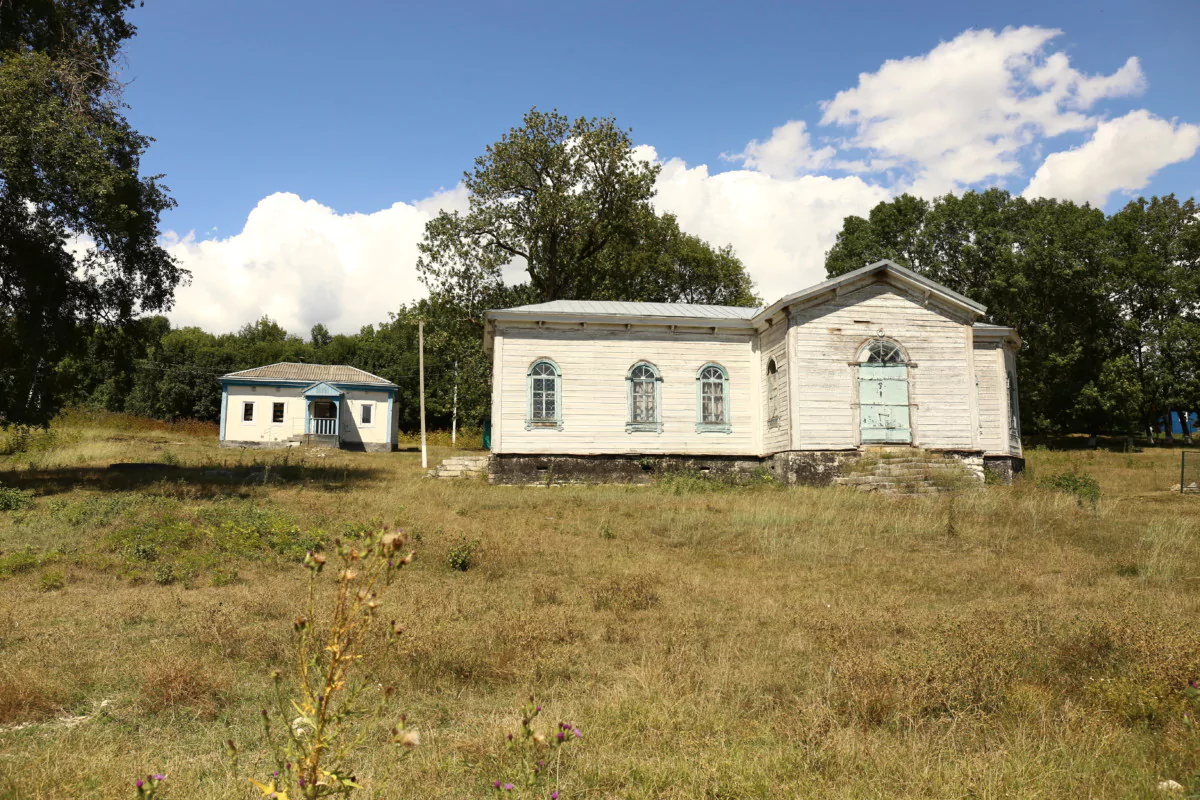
[491,697,582,797]
[133,774,166,798]
[250,529,417,799]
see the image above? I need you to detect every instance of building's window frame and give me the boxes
[360,402,374,426]
[626,361,663,433]
[272,401,285,424]
[766,358,780,429]
[526,358,563,431]
[242,401,255,423]
[696,363,731,434]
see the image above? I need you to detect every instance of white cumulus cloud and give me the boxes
[165,187,467,334]
[818,26,1146,195]
[725,120,836,178]
[647,147,889,303]
[1023,110,1200,206]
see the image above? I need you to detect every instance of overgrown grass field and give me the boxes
[1,412,1198,798]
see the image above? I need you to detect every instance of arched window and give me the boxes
[526,359,562,430]
[697,363,731,433]
[863,339,905,363]
[766,358,780,428]
[626,362,663,433]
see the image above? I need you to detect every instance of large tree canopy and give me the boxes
[825,189,1200,436]
[0,0,183,425]
[417,107,757,311]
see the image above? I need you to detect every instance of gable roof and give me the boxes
[491,299,760,322]
[302,381,345,397]
[755,259,986,322]
[485,260,987,333]
[221,362,396,387]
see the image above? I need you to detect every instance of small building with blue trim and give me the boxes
[218,363,398,451]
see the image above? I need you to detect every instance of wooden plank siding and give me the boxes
[493,325,758,455]
[760,319,790,454]
[973,341,1006,455]
[788,282,977,451]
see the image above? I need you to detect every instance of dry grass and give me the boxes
[0,418,1199,798]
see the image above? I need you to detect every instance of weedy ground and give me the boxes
[0,412,1198,799]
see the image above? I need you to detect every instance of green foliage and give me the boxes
[445,537,480,572]
[0,484,33,511]
[0,547,41,576]
[0,2,182,426]
[417,107,758,311]
[1039,471,1102,507]
[37,569,65,592]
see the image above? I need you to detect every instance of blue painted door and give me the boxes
[859,363,911,443]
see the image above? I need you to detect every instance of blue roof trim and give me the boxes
[220,378,397,394]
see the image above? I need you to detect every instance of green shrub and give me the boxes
[37,569,66,592]
[1039,470,1101,506]
[445,537,480,571]
[153,563,176,585]
[0,548,42,577]
[0,485,33,512]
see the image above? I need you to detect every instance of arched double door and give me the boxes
[857,339,911,444]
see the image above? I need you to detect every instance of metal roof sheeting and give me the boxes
[222,362,396,386]
[500,300,761,320]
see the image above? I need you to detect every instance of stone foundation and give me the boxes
[489,448,1016,486]
[488,453,765,485]
[220,438,395,452]
[766,450,861,486]
[983,455,1025,483]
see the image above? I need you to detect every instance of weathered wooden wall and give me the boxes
[760,318,790,455]
[789,281,977,451]
[492,325,758,455]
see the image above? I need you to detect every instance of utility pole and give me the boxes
[451,359,458,446]
[418,320,427,469]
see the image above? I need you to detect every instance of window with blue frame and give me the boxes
[526,359,562,430]
[696,363,731,433]
[627,362,663,433]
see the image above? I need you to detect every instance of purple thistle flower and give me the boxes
[494,781,502,789]
[153,774,165,781]
[551,793,559,800]
[535,705,541,712]
[135,780,144,789]
[504,784,514,791]
[572,727,582,738]
[556,731,565,742]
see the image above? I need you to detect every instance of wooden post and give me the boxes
[451,359,458,446]
[419,320,427,470]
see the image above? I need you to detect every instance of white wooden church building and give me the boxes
[483,260,1023,484]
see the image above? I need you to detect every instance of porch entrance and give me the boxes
[309,400,338,436]
[858,340,911,444]
[303,381,343,439]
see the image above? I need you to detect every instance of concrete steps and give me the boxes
[427,454,491,480]
[832,449,978,494]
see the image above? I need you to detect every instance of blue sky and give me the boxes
[118,1,1200,333]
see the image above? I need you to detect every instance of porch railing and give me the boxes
[310,418,338,436]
